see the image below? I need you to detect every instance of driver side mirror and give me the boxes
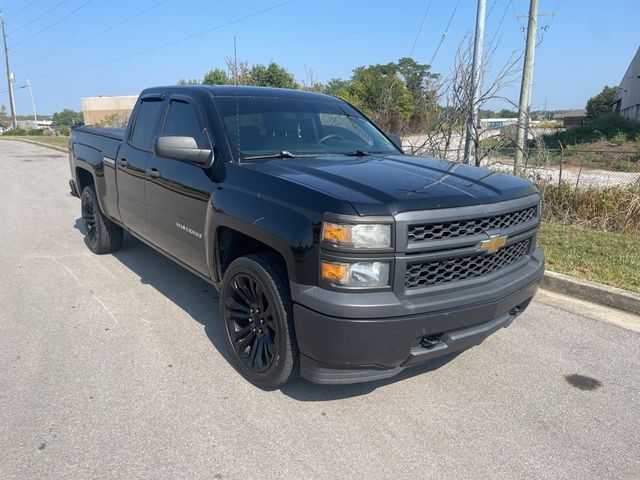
[154,135,212,164]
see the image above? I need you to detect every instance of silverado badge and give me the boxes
[478,234,508,254]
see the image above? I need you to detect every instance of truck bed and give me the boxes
[72,126,125,160]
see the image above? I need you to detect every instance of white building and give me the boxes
[479,118,518,129]
[613,46,640,122]
[16,119,53,130]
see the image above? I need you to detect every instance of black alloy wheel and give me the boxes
[79,185,123,254]
[81,189,99,249]
[220,254,298,388]
[225,273,278,372]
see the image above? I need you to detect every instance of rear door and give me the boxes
[116,96,163,236]
[144,95,215,274]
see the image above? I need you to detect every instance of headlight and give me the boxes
[321,260,390,287]
[322,222,391,249]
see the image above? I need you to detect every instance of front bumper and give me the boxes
[292,250,544,384]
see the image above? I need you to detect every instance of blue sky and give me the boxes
[0,0,638,115]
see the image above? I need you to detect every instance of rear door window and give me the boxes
[130,98,163,150]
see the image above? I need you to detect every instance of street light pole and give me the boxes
[26,79,38,123]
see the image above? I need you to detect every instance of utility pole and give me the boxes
[514,0,539,174]
[26,79,37,123]
[1,11,17,129]
[464,0,486,166]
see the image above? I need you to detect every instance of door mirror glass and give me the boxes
[154,135,212,164]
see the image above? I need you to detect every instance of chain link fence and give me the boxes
[401,138,640,232]
[402,141,640,189]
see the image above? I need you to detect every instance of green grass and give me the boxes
[0,136,69,149]
[538,221,640,293]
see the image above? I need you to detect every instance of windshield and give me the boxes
[213,96,399,158]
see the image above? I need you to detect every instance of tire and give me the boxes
[80,185,123,254]
[220,254,298,389]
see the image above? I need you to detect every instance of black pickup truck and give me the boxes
[69,85,544,388]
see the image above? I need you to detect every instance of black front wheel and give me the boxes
[80,186,123,254]
[220,254,298,389]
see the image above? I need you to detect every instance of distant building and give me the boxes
[479,118,518,129]
[613,46,640,122]
[81,95,138,126]
[553,110,587,128]
[16,119,53,130]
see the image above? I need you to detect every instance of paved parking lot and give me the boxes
[1,139,639,480]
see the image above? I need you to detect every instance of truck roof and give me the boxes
[141,85,337,101]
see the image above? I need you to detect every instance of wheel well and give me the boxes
[76,168,94,193]
[216,227,288,281]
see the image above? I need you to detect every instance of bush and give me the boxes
[614,158,637,172]
[611,131,627,145]
[538,181,640,233]
[543,113,640,146]
[3,127,44,136]
[59,126,70,136]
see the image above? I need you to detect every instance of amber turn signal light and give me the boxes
[321,222,352,245]
[320,261,349,284]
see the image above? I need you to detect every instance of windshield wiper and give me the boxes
[344,150,371,156]
[243,151,296,160]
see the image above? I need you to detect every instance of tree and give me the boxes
[585,86,617,119]
[177,78,200,85]
[325,58,437,133]
[0,104,9,129]
[52,109,83,126]
[203,68,229,85]
[247,62,299,89]
[498,108,518,118]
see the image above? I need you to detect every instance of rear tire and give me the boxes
[81,185,123,254]
[220,254,298,389]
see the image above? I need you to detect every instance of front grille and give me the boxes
[407,206,536,243]
[405,239,530,289]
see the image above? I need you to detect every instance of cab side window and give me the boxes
[163,100,209,149]
[130,98,162,151]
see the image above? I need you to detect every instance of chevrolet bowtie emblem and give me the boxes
[478,234,508,253]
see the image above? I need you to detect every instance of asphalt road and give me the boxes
[1,139,639,480]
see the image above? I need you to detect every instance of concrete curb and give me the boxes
[541,271,640,315]
[0,137,68,153]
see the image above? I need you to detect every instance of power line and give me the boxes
[13,0,94,47]
[34,0,299,81]
[33,0,171,62]
[10,0,69,34]
[487,0,500,18]
[487,0,512,47]
[5,0,39,21]
[429,0,461,65]
[409,0,433,58]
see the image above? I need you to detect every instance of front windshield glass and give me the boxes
[214,96,399,158]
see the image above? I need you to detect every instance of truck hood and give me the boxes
[244,154,538,216]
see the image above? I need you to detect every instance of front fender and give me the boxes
[207,186,320,285]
